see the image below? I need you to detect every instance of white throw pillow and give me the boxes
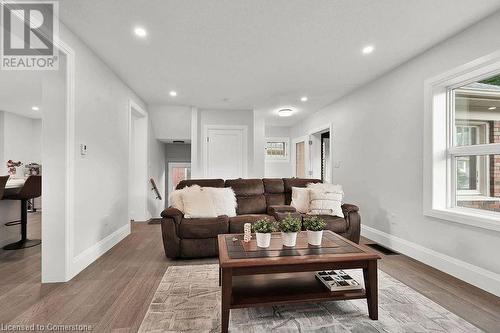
[206,187,237,217]
[308,183,344,217]
[169,185,200,212]
[182,187,218,218]
[290,187,310,213]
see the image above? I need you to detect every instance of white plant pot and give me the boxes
[256,232,271,248]
[281,232,298,247]
[307,230,323,246]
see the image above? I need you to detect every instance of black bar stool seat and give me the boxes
[2,175,41,250]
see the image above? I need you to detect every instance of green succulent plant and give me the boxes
[252,219,274,233]
[277,213,302,233]
[303,216,326,231]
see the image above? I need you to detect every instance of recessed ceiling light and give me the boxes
[31,106,39,111]
[169,90,177,97]
[134,26,147,38]
[300,96,308,102]
[278,108,293,117]
[489,106,497,110]
[362,45,375,55]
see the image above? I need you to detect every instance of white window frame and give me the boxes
[423,50,500,232]
[265,137,290,162]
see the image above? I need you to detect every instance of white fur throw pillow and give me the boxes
[291,187,310,213]
[169,185,200,212]
[182,187,218,218]
[307,183,344,217]
[205,187,237,217]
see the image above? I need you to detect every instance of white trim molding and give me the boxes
[361,225,500,297]
[71,223,131,278]
[423,50,500,232]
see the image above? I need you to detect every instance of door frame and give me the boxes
[203,125,248,178]
[308,124,333,181]
[128,100,149,221]
[167,162,191,204]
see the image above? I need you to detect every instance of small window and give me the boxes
[265,137,289,161]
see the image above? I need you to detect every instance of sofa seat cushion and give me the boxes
[178,216,229,239]
[229,214,276,233]
[307,214,347,233]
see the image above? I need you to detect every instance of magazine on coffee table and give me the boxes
[315,270,362,291]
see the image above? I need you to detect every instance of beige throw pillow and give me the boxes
[290,187,310,213]
[182,187,218,218]
[169,185,200,212]
[307,183,344,217]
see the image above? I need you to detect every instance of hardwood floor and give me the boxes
[0,214,499,332]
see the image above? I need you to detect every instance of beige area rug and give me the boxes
[138,264,482,333]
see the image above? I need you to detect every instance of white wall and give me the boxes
[147,118,166,219]
[52,23,148,280]
[291,11,500,296]
[264,125,292,178]
[149,105,191,141]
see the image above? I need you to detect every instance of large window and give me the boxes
[424,56,500,231]
[451,76,500,212]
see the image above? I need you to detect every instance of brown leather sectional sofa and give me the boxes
[160,178,361,259]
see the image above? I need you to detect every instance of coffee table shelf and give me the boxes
[231,272,366,309]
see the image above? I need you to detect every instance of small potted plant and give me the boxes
[252,219,274,248]
[304,216,326,246]
[277,213,302,247]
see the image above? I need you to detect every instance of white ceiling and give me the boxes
[58,0,500,126]
[0,71,43,119]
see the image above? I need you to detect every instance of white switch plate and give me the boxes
[80,144,88,156]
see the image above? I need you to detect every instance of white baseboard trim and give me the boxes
[70,223,131,279]
[361,225,500,297]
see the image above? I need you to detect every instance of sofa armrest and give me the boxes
[161,207,183,224]
[341,203,359,214]
[341,203,360,244]
[267,205,296,216]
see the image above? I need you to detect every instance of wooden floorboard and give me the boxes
[0,215,498,332]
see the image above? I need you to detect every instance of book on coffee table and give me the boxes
[315,270,362,291]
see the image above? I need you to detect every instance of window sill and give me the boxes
[424,207,500,232]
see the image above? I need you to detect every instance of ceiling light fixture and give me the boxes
[169,90,177,97]
[31,106,39,111]
[134,26,147,38]
[300,96,308,102]
[489,106,497,110]
[278,108,293,117]
[362,45,374,55]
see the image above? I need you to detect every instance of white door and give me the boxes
[292,136,310,178]
[204,126,247,178]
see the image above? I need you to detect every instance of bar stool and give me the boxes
[2,175,41,250]
[0,176,8,199]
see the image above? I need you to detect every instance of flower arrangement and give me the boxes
[6,160,22,176]
[276,213,301,233]
[252,218,274,248]
[303,216,326,231]
[304,215,326,246]
[252,218,274,233]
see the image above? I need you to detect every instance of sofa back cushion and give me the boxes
[225,179,266,214]
[283,178,322,205]
[176,179,224,190]
[263,178,285,206]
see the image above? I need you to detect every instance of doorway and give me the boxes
[128,101,149,221]
[203,125,247,178]
[310,128,331,182]
[167,162,191,204]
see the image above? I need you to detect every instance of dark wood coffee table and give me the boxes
[217,230,381,333]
